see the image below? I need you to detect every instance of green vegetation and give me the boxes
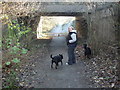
[2,19,31,88]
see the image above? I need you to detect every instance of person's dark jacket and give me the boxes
[66,30,77,46]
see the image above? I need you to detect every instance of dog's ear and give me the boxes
[59,54,62,56]
[50,54,53,59]
[59,54,63,59]
[83,44,87,48]
[61,55,63,59]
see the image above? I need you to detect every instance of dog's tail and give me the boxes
[50,54,53,59]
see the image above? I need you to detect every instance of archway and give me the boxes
[36,15,88,40]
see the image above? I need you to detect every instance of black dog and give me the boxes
[50,54,63,69]
[83,44,92,59]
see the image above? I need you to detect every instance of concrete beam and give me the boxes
[38,4,88,14]
[39,12,84,16]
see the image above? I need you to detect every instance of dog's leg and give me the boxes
[87,55,91,59]
[61,61,63,65]
[55,63,58,69]
[55,65,57,69]
[51,61,53,68]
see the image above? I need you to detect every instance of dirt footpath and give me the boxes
[19,37,95,88]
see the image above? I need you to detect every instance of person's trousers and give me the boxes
[68,44,76,65]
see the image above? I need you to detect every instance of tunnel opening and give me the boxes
[36,16,76,39]
[36,15,89,46]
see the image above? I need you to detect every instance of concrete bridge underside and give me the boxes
[39,12,84,16]
[36,2,113,39]
[38,4,88,16]
[36,2,113,16]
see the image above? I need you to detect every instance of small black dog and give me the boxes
[83,44,92,59]
[50,54,63,69]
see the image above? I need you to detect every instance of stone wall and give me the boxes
[85,3,120,82]
[84,5,120,55]
[76,16,88,39]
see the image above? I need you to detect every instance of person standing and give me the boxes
[66,26,78,65]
